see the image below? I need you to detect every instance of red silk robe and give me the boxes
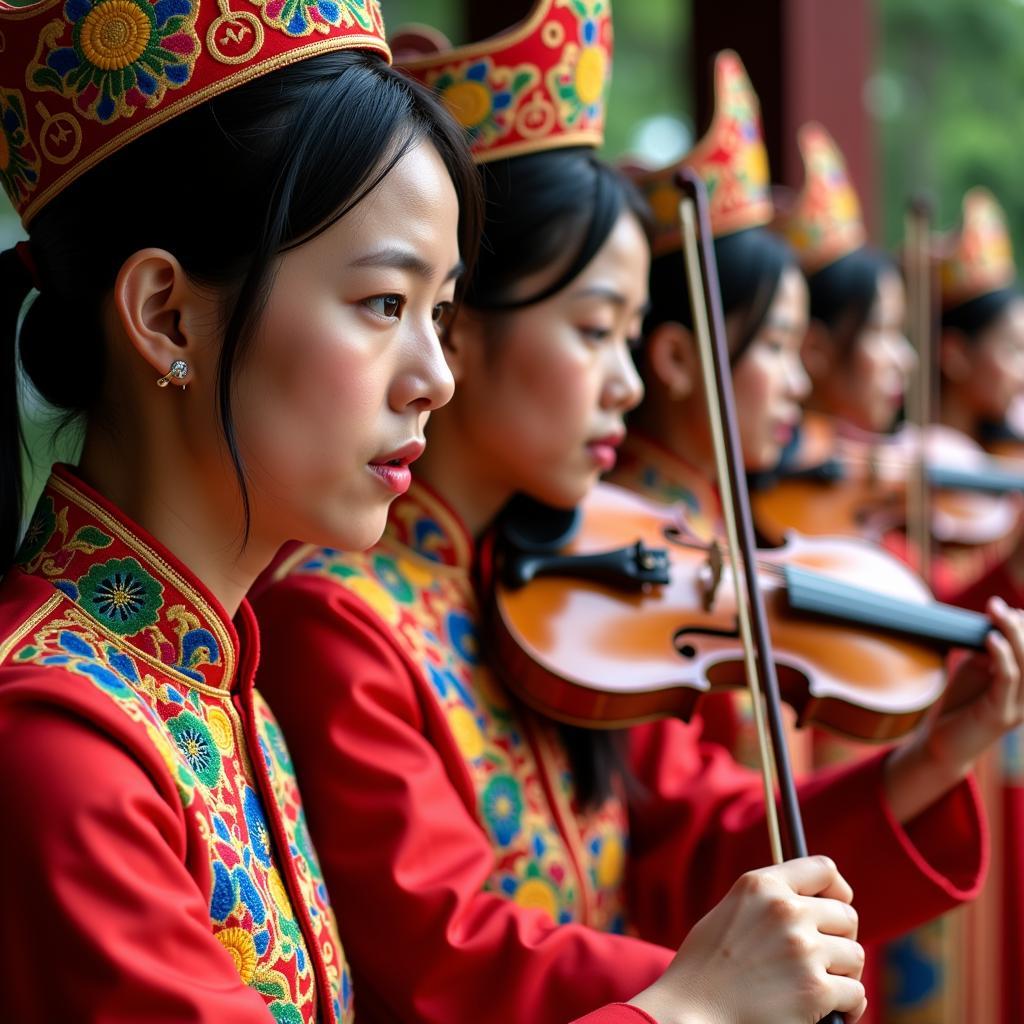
[252,477,987,1024]
[0,466,351,1022]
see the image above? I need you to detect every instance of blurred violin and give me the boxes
[750,411,1024,548]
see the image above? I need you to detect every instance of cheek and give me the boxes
[733,358,776,461]
[237,300,386,476]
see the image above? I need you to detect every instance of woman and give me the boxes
[0,4,481,1018]
[252,24,1022,1024]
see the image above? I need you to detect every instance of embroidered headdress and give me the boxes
[938,187,1017,309]
[777,122,866,271]
[395,0,612,164]
[628,50,773,256]
[0,0,390,224]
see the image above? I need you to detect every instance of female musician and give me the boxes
[938,188,1024,457]
[0,5,481,1019]
[253,28,1019,1024]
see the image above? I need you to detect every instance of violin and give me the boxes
[487,480,989,742]
[750,411,1024,548]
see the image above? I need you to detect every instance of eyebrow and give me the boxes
[350,247,464,283]
[571,284,651,318]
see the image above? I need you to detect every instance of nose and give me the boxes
[787,349,812,402]
[602,339,645,413]
[393,323,456,414]
[894,333,918,376]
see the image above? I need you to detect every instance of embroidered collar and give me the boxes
[386,478,475,571]
[16,465,243,690]
[614,432,721,521]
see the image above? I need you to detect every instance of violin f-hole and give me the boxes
[673,625,740,660]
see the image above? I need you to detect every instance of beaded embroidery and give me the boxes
[288,481,628,932]
[3,470,352,1022]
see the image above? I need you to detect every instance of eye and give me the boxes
[365,294,404,320]
[580,326,612,343]
[432,301,456,333]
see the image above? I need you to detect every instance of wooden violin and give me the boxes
[751,411,1024,548]
[487,480,989,741]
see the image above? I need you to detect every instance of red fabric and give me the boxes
[571,1007,657,1024]
[0,698,274,1021]
[252,568,988,1024]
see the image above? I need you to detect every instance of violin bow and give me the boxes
[676,169,844,1024]
[905,197,935,583]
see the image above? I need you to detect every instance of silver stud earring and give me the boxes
[156,359,189,390]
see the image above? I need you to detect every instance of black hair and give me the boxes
[2,49,482,572]
[646,225,796,361]
[805,246,897,353]
[942,286,1022,338]
[465,146,650,311]
[466,147,649,810]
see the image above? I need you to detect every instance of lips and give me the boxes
[368,439,424,496]
[586,432,624,472]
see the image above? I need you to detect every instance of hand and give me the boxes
[628,856,866,1024]
[886,596,1024,822]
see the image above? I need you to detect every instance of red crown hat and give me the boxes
[938,187,1017,309]
[395,0,612,164]
[0,0,389,225]
[627,50,773,256]
[779,122,866,271]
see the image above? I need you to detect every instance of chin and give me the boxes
[526,470,593,510]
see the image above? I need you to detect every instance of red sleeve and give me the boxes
[252,577,673,1024]
[0,699,272,1022]
[571,1006,658,1024]
[944,559,1024,612]
[627,718,987,950]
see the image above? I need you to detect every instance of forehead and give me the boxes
[568,211,650,298]
[340,140,460,249]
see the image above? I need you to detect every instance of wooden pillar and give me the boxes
[692,0,877,235]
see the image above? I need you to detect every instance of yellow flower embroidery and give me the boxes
[514,877,559,920]
[216,927,257,984]
[206,705,235,756]
[449,706,485,760]
[268,867,293,918]
[596,834,625,888]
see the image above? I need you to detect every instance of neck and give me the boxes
[415,408,516,539]
[629,391,718,483]
[939,384,981,442]
[77,422,272,618]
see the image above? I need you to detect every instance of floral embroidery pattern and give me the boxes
[294,484,630,933]
[247,0,378,38]
[548,0,610,129]
[6,475,353,1022]
[430,57,538,148]
[78,555,164,635]
[0,88,42,207]
[27,0,200,123]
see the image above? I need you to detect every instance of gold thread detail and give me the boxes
[206,10,263,65]
[47,475,237,686]
[0,593,62,663]
[79,0,152,70]
[20,34,390,225]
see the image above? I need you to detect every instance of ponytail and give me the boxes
[1,244,35,573]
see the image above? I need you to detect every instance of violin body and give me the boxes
[752,412,1022,548]
[489,482,984,741]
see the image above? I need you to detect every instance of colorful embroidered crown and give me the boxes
[939,188,1017,309]
[396,0,612,164]
[0,0,389,225]
[778,122,866,271]
[628,50,772,256]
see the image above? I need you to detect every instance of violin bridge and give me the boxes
[700,538,724,611]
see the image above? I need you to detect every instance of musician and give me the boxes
[0,3,481,1018]
[252,28,1020,1024]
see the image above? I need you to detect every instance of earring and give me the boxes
[156,359,189,390]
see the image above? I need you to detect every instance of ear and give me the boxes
[442,305,487,384]
[646,321,697,401]
[939,328,972,382]
[110,248,215,386]
[800,320,833,380]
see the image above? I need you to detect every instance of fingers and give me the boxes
[774,855,853,903]
[819,933,865,979]
[801,894,858,939]
[986,629,1017,703]
[988,597,1024,694]
[823,974,868,1017]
